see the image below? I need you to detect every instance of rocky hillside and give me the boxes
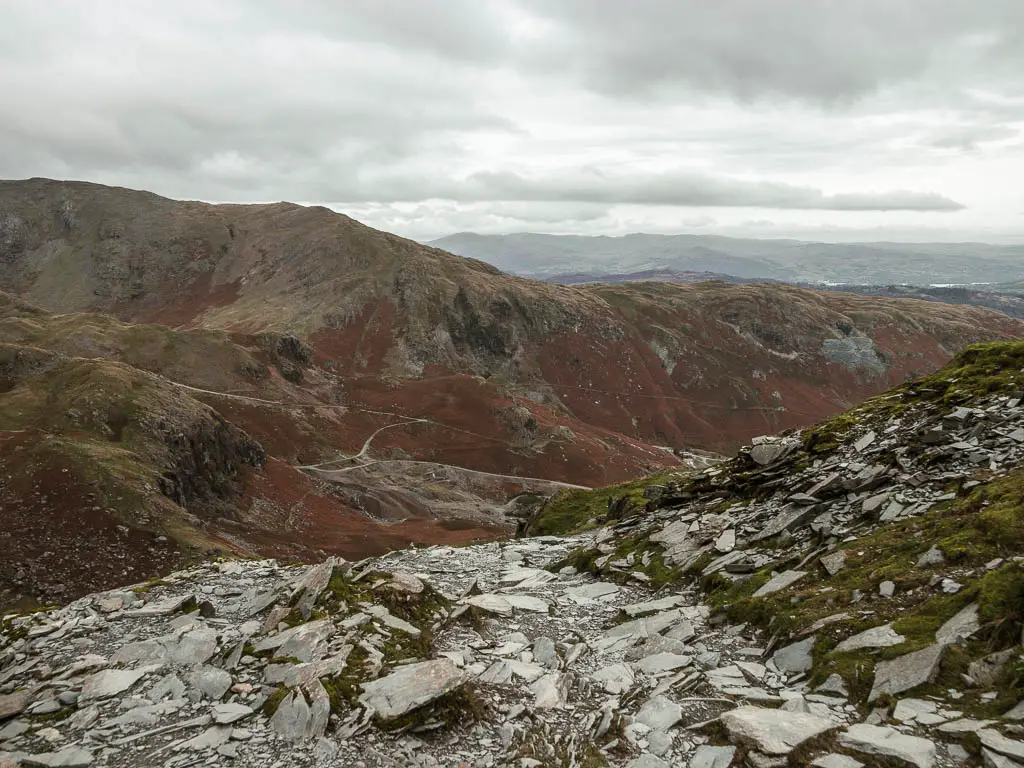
[2,179,1021,457]
[2,343,1024,767]
[2,291,662,609]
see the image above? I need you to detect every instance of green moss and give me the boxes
[524,469,691,536]
[374,685,486,732]
[28,707,73,724]
[551,534,685,589]
[977,563,1024,647]
[261,685,291,716]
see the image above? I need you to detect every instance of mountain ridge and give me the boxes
[430,230,1024,285]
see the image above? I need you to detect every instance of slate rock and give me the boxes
[79,667,155,702]
[253,619,332,663]
[635,695,682,731]
[21,747,94,767]
[935,602,979,645]
[979,729,1024,761]
[627,755,669,768]
[720,705,833,755]
[0,691,31,719]
[753,570,807,597]
[868,644,943,702]
[1004,699,1024,720]
[916,547,945,567]
[689,745,736,768]
[811,755,863,768]
[838,724,936,768]
[186,665,232,700]
[820,551,847,576]
[635,652,692,675]
[212,702,253,725]
[834,623,905,653]
[750,443,787,466]
[530,672,568,709]
[770,637,814,674]
[358,659,468,720]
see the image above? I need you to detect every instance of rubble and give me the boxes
[5,346,1024,767]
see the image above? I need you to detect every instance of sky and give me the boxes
[2,0,1024,242]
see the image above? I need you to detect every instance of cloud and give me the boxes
[0,0,1019,240]
[517,0,1024,105]
[424,170,965,211]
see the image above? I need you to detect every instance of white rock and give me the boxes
[358,659,468,719]
[689,745,736,768]
[979,730,1024,761]
[811,754,864,768]
[591,663,636,694]
[753,571,807,598]
[720,705,833,755]
[530,672,568,709]
[80,666,157,702]
[21,747,94,767]
[835,623,905,653]
[635,695,682,731]
[838,724,936,768]
[714,529,736,553]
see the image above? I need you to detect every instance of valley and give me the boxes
[1,180,1024,767]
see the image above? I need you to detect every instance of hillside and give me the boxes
[2,342,1024,768]
[2,179,1021,459]
[431,231,1024,285]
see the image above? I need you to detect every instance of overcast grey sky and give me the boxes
[2,0,1023,241]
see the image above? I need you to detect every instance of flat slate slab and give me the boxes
[835,623,905,653]
[753,570,807,597]
[868,644,943,702]
[838,724,936,768]
[720,705,833,755]
[358,659,468,720]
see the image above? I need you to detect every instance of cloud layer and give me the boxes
[0,0,1020,239]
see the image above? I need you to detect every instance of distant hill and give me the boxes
[429,231,1024,285]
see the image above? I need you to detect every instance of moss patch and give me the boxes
[524,469,692,536]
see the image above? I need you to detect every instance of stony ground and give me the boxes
[4,346,1024,768]
[3,528,1018,768]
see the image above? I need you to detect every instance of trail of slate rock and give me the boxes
[0,533,836,768]
[4,528,1017,767]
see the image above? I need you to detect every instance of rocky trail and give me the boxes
[4,343,1024,768]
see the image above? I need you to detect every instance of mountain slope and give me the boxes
[2,342,1024,768]
[2,179,1020,457]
